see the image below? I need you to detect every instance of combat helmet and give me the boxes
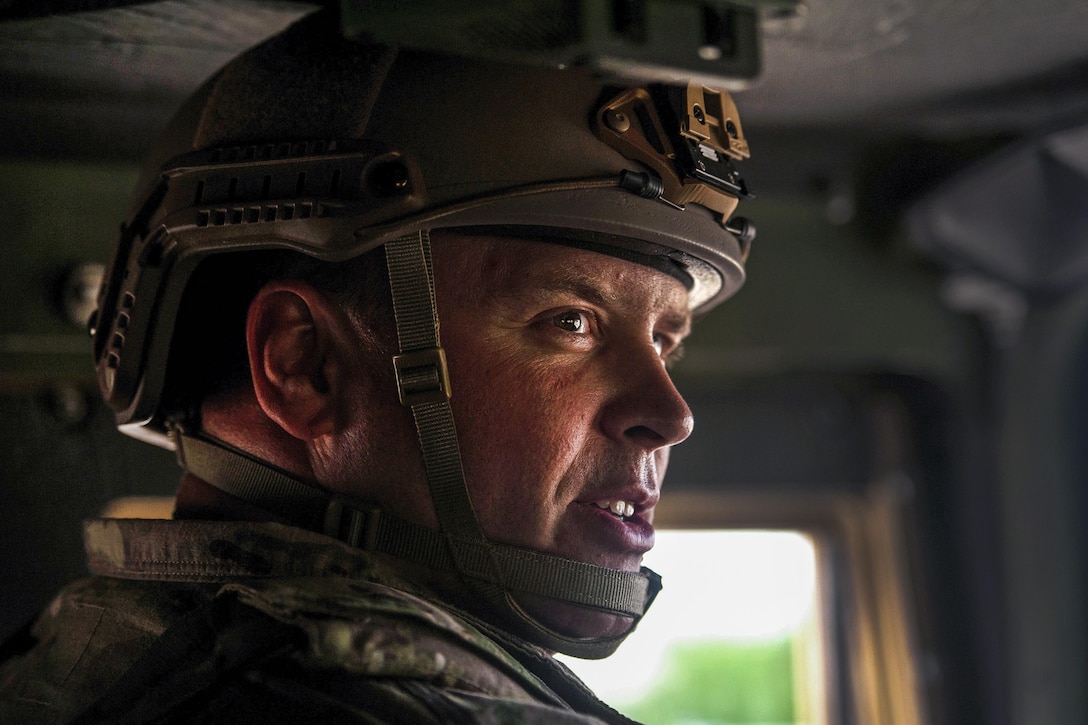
[91,10,755,658]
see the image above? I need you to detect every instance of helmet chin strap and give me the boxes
[168,229,662,659]
[381,230,662,658]
[170,428,661,659]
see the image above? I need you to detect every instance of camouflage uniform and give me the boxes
[0,519,640,724]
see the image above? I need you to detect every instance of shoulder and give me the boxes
[224,576,556,701]
[2,575,619,724]
[0,576,217,724]
[196,577,626,723]
[2,535,629,725]
[158,661,618,724]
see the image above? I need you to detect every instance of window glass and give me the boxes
[559,530,823,725]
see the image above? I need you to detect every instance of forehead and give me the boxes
[431,230,692,325]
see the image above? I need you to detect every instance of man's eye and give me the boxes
[654,334,686,368]
[553,310,589,333]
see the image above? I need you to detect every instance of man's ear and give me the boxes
[246,280,353,441]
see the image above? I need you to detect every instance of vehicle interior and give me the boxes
[1,1,1085,723]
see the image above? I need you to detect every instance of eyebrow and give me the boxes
[658,309,693,338]
[494,274,692,336]
[507,276,618,309]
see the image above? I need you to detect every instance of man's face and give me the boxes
[428,231,694,635]
[330,231,694,637]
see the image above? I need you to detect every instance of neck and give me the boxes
[173,472,293,524]
[171,469,486,628]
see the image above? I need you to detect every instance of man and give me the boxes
[0,10,754,723]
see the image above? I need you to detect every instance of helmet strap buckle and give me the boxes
[323,498,382,549]
[393,347,451,406]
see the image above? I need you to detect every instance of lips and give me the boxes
[570,483,658,564]
[576,501,655,559]
[555,459,663,566]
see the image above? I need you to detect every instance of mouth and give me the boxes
[569,467,660,562]
[592,499,636,521]
[572,492,657,562]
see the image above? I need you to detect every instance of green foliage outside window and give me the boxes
[617,638,796,725]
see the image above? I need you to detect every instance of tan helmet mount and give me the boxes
[596,83,751,216]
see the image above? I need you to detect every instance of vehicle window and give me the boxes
[559,529,824,725]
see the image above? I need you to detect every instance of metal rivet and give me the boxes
[605,110,631,133]
[693,104,706,124]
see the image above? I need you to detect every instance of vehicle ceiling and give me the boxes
[2,0,1087,166]
[2,0,1087,383]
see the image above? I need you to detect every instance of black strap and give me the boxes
[383,232,504,587]
[174,431,329,527]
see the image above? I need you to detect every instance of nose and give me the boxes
[601,343,694,450]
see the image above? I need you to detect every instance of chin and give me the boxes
[513,592,636,641]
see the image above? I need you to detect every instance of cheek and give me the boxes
[496,356,597,445]
[456,362,571,468]
[452,357,598,516]
[325,376,439,524]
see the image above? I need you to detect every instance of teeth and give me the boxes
[594,500,635,518]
